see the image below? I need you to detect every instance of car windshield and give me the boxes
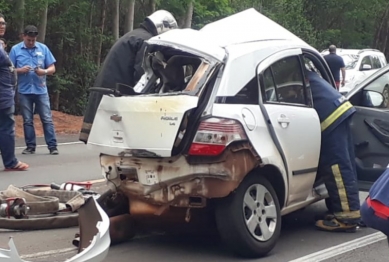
[341,54,359,69]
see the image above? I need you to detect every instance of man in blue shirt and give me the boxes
[9,25,59,155]
[324,45,346,90]
[0,13,29,171]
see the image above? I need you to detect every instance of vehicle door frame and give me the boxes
[345,65,389,190]
[254,48,321,205]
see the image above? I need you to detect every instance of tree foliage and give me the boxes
[1,0,389,115]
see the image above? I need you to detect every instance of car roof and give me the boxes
[199,8,311,48]
[147,8,316,62]
[321,48,384,57]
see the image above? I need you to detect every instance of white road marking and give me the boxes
[20,247,77,259]
[289,232,388,262]
[18,233,160,259]
[15,141,82,149]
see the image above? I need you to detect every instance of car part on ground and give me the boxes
[0,197,110,262]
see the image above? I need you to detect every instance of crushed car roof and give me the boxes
[200,8,311,48]
[146,8,312,61]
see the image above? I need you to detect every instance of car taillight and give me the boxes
[188,118,248,156]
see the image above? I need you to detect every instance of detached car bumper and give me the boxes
[0,197,110,262]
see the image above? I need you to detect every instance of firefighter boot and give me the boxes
[315,217,358,233]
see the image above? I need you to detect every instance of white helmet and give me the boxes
[146,10,178,35]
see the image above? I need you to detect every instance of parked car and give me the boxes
[321,49,388,101]
[86,8,389,259]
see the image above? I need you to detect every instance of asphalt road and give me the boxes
[0,135,388,262]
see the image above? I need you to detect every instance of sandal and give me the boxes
[4,161,29,171]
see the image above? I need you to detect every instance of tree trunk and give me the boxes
[124,0,135,33]
[149,0,156,14]
[37,0,48,43]
[16,0,25,40]
[183,1,194,28]
[113,0,120,40]
[96,0,107,67]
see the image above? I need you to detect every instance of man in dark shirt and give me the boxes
[79,10,178,144]
[0,13,29,171]
[324,45,346,90]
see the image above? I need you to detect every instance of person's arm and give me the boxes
[35,63,55,76]
[35,45,56,76]
[340,57,346,87]
[9,47,31,74]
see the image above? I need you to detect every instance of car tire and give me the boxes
[215,174,281,258]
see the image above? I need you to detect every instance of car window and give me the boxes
[379,55,387,66]
[262,56,306,105]
[360,55,372,70]
[372,56,382,69]
[362,71,389,108]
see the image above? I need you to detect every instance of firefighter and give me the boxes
[80,10,178,143]
[306,69,361,232]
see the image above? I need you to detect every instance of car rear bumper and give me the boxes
[99,142,261,209]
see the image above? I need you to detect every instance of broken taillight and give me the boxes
[188,117,248,156]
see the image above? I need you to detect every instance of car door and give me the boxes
[256,49,321,206]
[347,66,389,191]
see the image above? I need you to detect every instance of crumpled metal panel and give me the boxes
[0,198,110,262]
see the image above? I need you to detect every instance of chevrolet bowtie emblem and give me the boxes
[110,114,122,122]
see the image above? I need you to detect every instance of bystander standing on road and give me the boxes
[0,13,29,171]
[9,25,59,155]
[324,45,346,90]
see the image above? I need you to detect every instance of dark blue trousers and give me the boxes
[318,117,361,224]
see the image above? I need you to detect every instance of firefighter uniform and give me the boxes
[307,70,361,232]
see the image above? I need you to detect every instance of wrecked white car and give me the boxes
[86,8,389,258]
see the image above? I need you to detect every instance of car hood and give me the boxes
[346,65,389,99]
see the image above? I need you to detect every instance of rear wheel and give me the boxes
[215,174,281,258]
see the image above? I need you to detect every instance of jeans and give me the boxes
[18,93,57,149]
[0,106,18,168]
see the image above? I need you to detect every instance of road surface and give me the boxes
[0,135,387,261]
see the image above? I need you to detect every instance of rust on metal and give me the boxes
[102,142,262,213]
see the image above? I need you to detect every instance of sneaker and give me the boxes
[22,147,35,154]
[315,217,358,233]
[49,148,59,155]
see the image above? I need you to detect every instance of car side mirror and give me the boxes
[362,90,385,108]
[361,64,372,71]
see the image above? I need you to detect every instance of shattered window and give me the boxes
[142,48,212,96]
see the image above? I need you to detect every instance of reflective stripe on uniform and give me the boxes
[331,164,361,220]
[321,101,353,132]
[331,164,350,212]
